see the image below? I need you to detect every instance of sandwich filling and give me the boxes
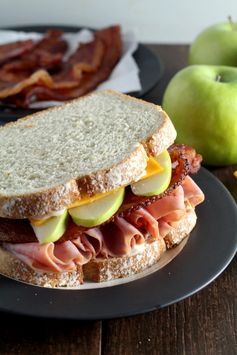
[0,144,204,275]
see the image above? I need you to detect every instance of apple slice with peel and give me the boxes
[69,188,125,228]
[131,150,172,196]
[31,210,68,244]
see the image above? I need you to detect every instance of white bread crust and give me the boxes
[0,247,83,288]
[0,90,176,219]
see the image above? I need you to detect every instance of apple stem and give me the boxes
[216,74,221,82]
[228,16,235,30]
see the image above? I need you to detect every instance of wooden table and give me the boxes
[0,45,236,355]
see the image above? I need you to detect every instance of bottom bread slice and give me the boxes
[83,238,167,282]
[0,247,83,288]
[0,207,197,287]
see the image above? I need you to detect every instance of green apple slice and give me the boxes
[69,188,125,228]
[131,150,172,196]
[31,210,68,244]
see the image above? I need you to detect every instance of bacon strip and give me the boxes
[3,241,80,272]
[0,39,34,66]
[21,26,122,107]
[1,30,67,74]
[0,217,37,243]
[0,30,69,100]
[0,26,121,107]
[0,70,54,99]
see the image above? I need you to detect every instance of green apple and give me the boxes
[162,65,237,165]
[131,150,172,196]
[69,188,125,227]
[31,210,68,244]
[189,19,237,66]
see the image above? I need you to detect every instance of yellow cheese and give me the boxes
[68,189,120,208]
[140,157,163,180]
[30,157,163,226]
[31,217,53,226]
[68,157,163,208]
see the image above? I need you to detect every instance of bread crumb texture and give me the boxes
[0,91,164,196]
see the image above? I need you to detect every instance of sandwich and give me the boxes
[0,90,204,287]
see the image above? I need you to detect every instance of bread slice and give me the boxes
[0,246,83,287]
[0,208,197,287]
[83,239,166,282]
[0,90,176,219]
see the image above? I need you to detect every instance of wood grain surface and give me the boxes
[0,44,236,355]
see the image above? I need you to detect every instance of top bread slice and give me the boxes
[0,90,176,219]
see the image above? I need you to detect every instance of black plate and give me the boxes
[0,25,163,123]
[0,168,236,320]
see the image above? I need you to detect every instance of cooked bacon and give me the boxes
[0,217,37,243]
[0,70,54,99]
[0,30,68,101]
[0,39,34,66]
[58,218,84,242]
[145,185,185,221]
[0,26,121,106]
[57,37,105,75]
[18,26,122,106]
[2,30,68,73]
[169,144,202,175]
[47,37,105,89]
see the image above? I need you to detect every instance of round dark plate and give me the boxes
[0,168,236,320]
[0,25,163,123]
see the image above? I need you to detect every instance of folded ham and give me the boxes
[3,176,204,273]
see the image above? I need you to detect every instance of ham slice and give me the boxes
[126,207,159,240]
[182,175,205,207]
[2,176,204,273]
[3,241,81,273]
[2,218,144,271]
[145,185,186,222]
[84,228,107,257]
[100,216,145,257]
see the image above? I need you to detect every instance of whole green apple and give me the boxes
[189,20,237,66]
[162,65,237,166]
